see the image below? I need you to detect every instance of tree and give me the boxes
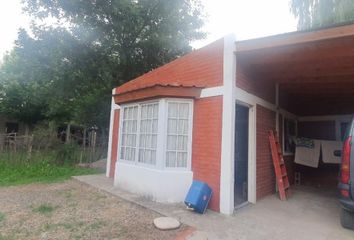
[0,0,205,129]
[290,0,354,30]
[23,0,205,82]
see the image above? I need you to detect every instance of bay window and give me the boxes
[118,99,192,170]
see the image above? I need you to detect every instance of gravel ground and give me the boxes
[0,180,186,240]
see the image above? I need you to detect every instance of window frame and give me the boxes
[117,98,193,171]
[164,99,193,171]
[119,104,139,162]
[282,117,297,156]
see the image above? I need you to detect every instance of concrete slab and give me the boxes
[73,174,354,240]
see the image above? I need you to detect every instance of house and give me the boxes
[106,23,354,215]
[0,115,28,135]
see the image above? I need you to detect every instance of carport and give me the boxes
[235,24,354,196]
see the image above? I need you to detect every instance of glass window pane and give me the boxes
[166,151,176,167]
[132,120,137,132]
[151,150,156,165]
[152,119,158,132]
[133,106,138,118]
[167,135,177,150]
[146,120,152,133]
[139,149,144,162]
[151,135,157,148]
[141,106,147,118]
[168,119,177,134]
[177,136,184,150]
[177,152,187,167]
[120,147,125,159]
[179,103,189,119]
[168,103,178,118]
[153,104,158,118]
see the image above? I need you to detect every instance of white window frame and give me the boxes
[117,98,193,171]
[164,99,193,171]
[118,100,159,167]
[137,102,159,166]
[119,104,139,162]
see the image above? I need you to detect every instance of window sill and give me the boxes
[117,161,192,173]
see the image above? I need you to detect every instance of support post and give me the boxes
[220,34,237,215]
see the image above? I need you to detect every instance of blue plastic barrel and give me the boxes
[184,180,212,214]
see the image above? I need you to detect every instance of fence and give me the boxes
[0,131,108,164]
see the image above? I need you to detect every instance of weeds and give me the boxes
[0,212,5,222]
[32,204,56,215]
[0,150,102,186]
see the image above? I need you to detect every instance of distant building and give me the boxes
[0,115,28,135]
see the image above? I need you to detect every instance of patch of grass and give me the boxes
[0,151,102,187]
[0,233,15,240]
[43,221,85,231]
[0,212,5,222]
[88,220,106,230]
[32,203,56,215]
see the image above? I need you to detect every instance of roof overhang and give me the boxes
[236,23,354,52]
[113,84,203,104]
[235,23,354,116]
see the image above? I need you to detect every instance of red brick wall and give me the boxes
[236,63,276,104]
[192,96,223,212]
[256,105,276,199]
[116,39,224,94]
[109,109,120,178]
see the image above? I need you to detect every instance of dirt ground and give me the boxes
[0,180,186,240]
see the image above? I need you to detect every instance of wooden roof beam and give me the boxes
[236,24,354,52]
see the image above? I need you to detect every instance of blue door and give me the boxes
[235,104,249,207]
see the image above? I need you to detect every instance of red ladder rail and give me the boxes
[268,130,290,201]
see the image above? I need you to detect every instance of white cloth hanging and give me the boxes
[321,140,342,164]
[294,139,321,168]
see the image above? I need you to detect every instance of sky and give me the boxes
[0,0,298,58]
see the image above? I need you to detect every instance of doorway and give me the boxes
[234,103,249,207]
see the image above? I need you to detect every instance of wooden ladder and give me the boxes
[268,130,290,200]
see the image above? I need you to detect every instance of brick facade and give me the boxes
[236,63,276,104]
[109,39,225,211]
[237,63,279,200]
[256,105,276,199]
[116,39,224,94]
[192,96,223,212]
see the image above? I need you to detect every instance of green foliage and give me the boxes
[32,203,56,215]
[290,0,354,30]
[0,0,205,129]
[55,142,81,165]
[0,151,101,187]
[0,212,5,222]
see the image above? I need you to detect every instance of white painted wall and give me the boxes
[114,162,193,203]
